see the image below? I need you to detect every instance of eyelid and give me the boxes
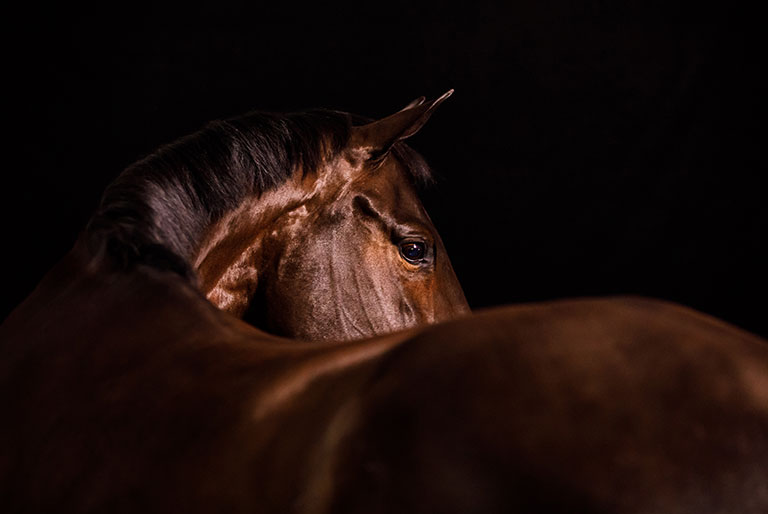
[398,236,426,244]
[392,226,433,245]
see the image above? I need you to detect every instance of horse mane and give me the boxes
[84,109,433,281]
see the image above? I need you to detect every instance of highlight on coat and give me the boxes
[1,93,767,513]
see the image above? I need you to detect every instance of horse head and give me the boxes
[88,92,469,341]
[195,92,469,340]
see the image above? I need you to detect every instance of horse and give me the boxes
[2,93,767,514]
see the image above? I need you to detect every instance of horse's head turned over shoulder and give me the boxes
[3,92,767,514]
[84,91,469,340]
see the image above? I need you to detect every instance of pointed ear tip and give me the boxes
[432,89,454,105]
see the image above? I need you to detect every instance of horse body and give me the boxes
[4,249,766,513]
[330,299,768,513]
[2,94,767,513]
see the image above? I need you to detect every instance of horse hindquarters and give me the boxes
[322,298,768,514]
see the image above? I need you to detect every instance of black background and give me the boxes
[4,3,765,336]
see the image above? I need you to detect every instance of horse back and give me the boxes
[323,298,768,514]
[3,259,767,514]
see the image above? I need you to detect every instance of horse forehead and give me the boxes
[350,159,422,207]
[315,153,427,224]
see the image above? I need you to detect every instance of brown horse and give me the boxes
[2,94,767,513]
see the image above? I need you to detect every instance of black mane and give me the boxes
[85,109,433,281]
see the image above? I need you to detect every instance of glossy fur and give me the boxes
[86,92,469,340]
[1,94,767,513]
[193,137,468,339]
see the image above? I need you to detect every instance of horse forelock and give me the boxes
[84,108,434,281]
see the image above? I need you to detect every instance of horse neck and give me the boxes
[84,131,339,292]
[190,170,323,317]
[1,239,260,357]
[84,170,243,284]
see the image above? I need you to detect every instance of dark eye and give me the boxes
[399,241,426,263]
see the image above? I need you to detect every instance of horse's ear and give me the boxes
[351,90,453,160]
[399,96,426,111]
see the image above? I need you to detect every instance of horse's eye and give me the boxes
[399,242,426,263]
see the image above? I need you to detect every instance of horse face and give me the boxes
[254,147,469,341]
